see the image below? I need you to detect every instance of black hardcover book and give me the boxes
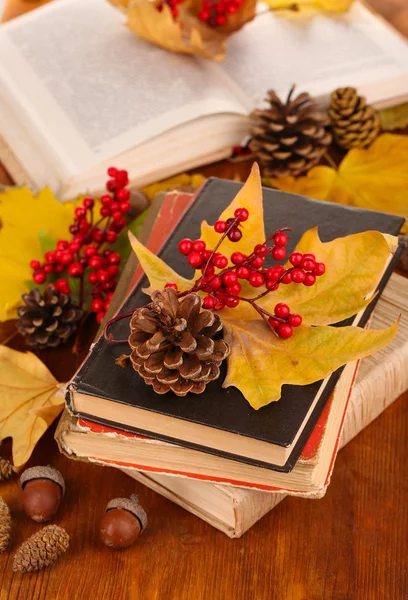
[67,179,404,472]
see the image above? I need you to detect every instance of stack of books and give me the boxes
[57,179,408,536]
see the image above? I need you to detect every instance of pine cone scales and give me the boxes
[0,497,11,552]
[17,286,83,349]
[129,289,230,396]
[249,88,332,177]
[329,87,381,149]
[13,525,69,572]
[0,458,13,482]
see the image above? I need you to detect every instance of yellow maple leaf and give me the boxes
[267,134,408,234]
[129,163,398,409]
[264,0,353,11]
[0,346,64,468]
[0,187,82,322]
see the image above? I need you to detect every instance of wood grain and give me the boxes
[1,2,408,598]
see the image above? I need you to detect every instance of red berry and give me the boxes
[254,244,268,256]
[277,324,293,339]
[92,229,105,243]
[54,250,64,262]
[108,252,121,265]
[57,240,69,250]
[119,201,131,213]
[274,303,290,319]
[289,314,302,327]
[236,266,250,279]
[214,255,228,269]
[107,167,118,177]
[271,246,286,261]
[188,252,203,268]
[227,4,238,13]
[303,273,316,286]
[226,283,241,295]
[83,196,94,209]
[224,296,239,308]
[216,14,227,25]
[303,253,315,261]
[88,272,98,284]
[274,232,289,247]
[202,264,215,275]
[102,280,116,291]
[266,281,279,291]
[214,220,227,233]
[68,263,83,277]
[74,233,85,243]
[69,224,79,235]
[193,240,206,253]
[91,298,105,313]
[44,251,55,263]
[75,206,87,220]
[116,170,129,187]
[209,276,222,289]
[202,296,216,309]
[100,206,110,218]
[268,317,280,329]
[216,2,225,12]
[266,265,285,281]
[164,282,178,290]
[231,252,246,264]
[301,258,316,272]
[89,256,103,269]
[84,244,98,257]
[251,256,264,269]
[33,271,46,284]
[178,238,193,255]
[55,264,65,273]
[116,188,130,202]
[106,179,117,193]
[198,9,210,20]
[289,252,303,267]
[107,265,119,277]
[79,220,90,234]
[228,229,242,242]
[203,249,212,262]
[55,277,68,288]
[30,260,40,270]
[248,272,265,288]
[222,272,238,286]
[112,211,123,221]
[313,262,326,276]
[214,298,225,311]
[61,251,74,265]
[97,269,110,283]
[291,268,305,284]
[234,208,249,222]
[113,216,126,230]
[106,231,117,243]
[44,264,54,274]
[69,241,81,253]
[282,273,292,284]
[96,311,106,324]
[101,194,112,206]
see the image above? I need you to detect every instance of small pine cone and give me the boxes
[328,87,381,149]
[13,524,69,572]
[0,458,13,482]
[0,496,11,552]
[17,286,83,349]
[249,86,332,177]
[129,289,230,397]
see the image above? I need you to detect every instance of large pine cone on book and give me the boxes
[328,87,381,149]
[129,289,230,397]
[249,87,332,177]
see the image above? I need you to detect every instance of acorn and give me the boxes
[20,466,65,523]
[100,495,147,549]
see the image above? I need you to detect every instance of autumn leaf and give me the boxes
[267,134,408,234]
[0,346,64,468]
[129,163,398,409]
[142,173,206,202]
[0,187,81,321]
[110,0,256,61]
[264,0,354,11]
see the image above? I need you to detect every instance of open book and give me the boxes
[1,0,408,198]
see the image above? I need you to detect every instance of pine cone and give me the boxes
[0,496,11,552]
[249,87,332,177]
[0,458,13,482]
[328,87,381,149]
[17,286,83,349]
[13,524,69,572]
[129,289,230,397]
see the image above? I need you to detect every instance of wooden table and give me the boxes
[1,1,408,599]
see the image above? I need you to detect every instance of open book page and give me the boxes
[0,0,245,179]
[218,3,408,108]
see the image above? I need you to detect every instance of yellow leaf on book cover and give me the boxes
[129,163,398,409]
[0,187,81,321]
[264,0,354,11]
[267,134,408,234]
[0,346,64,467]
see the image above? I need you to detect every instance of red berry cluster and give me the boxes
[155,0,184,19]
[29,167,130,324]
[166,206,326,339]
[198,0,244,26]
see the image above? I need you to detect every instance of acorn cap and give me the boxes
[20,466,65,496]
[106,494,147,532]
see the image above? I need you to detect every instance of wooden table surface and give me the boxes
[1,1,408,599]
